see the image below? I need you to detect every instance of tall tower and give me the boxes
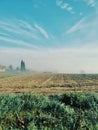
[21,60,25,71]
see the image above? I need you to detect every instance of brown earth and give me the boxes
[0,72,98,95]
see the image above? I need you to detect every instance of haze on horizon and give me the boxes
[0,0,98,73]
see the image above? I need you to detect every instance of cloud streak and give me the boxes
[66,17,86,34]
[0,20,39,40]
[0,36,39,49]
[0,19,50,49]
[65,11,98,38]
[85,0,96,7]
[34,24,49,39]
[56,0,74,14]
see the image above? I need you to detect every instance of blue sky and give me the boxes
[0,0,98,73]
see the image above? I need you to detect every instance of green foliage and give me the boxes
[0,92,98,130]
[51,92,98,110]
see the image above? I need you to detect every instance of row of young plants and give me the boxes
[0,92,98,130]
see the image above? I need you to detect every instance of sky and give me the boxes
[0,0,98,73]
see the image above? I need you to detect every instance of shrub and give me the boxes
[0,92,98,130]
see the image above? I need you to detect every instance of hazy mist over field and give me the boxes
[0,0,98,73]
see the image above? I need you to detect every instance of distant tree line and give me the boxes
[6,60,26,72]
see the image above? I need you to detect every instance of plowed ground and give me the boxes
[0,72,98,94]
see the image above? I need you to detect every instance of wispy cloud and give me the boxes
[0,36,39,49]
[34,24,49,39]
[56,0,74,14]
[85,0,96,7]
[0,19,50,49]
[0,20,38,40]
[17,20,36,32]
[32,0,46,9]
[74,0,96,7]
[64,12,98,55]
[65,11,98,38]
[66,18,86,34]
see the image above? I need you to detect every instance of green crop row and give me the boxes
[0,92,98,130]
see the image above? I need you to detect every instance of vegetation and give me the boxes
[0,92,98,130]
[0,60,26,73]
[0,73,98,129]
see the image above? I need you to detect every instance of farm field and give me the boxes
[0,72,98,94]
[0,72,98,130]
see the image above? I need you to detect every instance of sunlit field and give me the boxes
[1,0,98,129]
[0,72,98,94]
[0,72,98,129]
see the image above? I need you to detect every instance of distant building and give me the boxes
[0,65,6,72]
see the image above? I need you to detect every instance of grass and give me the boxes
[0,92,98,130]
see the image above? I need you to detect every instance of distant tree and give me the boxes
[6,65,13,72]
[21,60,25,71]
[9,65,13,70]
[16,67,20,71]
[80,70,86,78]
